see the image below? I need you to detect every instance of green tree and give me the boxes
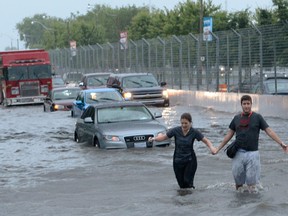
[128,10,152,40]
[273,0,288,22]
[254,8,275,25]
[227,9,251,29]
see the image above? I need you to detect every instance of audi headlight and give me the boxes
[162,90,169,99]
[104,135,120,142]
[123,92,132,100]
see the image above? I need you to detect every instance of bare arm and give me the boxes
[148,133,169,142]
[264,127,288,153]
[215,129,235,154]
[202,137,217,155]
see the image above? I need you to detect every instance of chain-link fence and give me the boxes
[49,23,288,92]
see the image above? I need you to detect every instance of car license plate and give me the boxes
[134,142,146,148]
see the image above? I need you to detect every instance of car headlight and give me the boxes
[123,92,132,100]
[103,135,120,142]
[54,104,65,110]
[11,87,19,95]
[162,90,169,99]
[41,85,49,93]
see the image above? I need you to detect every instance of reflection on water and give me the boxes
[0,104,287,216]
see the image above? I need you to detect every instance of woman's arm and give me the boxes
[202,137,217,155]
[148,133,169,142]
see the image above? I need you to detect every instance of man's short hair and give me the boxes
[241,95,252,104]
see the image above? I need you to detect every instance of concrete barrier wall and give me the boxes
[168,90,288,119]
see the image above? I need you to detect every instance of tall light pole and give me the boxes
[31,20,56,49]
[200,0,203,35]
[87,4,118,41]
[198,0,204,87]
[0,33,18,50]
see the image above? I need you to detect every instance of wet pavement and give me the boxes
[0,103,287,216]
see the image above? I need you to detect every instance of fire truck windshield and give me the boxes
[5,65,52,81]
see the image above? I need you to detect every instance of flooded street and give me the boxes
[0,103,288,216]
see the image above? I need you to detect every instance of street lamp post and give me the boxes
[87,3,117,25]
[197,0,204,87]
[0,33,18,50]
[31,20,56,49]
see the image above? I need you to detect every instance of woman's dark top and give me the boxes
[166,126,204,163]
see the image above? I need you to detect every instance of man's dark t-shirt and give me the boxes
[229,112,269,151]
[166,126,204,163]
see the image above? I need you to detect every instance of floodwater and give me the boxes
[0,103,287,216]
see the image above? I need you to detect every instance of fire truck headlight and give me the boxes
[41,85,49,93]
[11,87,19,95]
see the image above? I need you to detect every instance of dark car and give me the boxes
[251,76,288,95]
[230,75,260,93]
[63,71,83,86]
[78,72,111,89]
[52,75,66,88]
[43,87,81,112]
[71,88,125,117]
[74,101,171,149]
[106,73,169,107]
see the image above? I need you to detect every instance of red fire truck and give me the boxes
[0,49,53,106]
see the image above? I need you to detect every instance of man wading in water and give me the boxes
[215,95,288,193]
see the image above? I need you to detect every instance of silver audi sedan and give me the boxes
[74,101,171,149]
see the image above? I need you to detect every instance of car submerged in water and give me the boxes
[43,87,81,112]
[78,72,111,89]
[52,75,66,88]
[251,76,288,95]
[71,88,125,117]
[74,101,171,149]
[106,73,169,107]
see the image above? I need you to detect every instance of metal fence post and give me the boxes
[210,32,220,91]
[189,33,200,90]
[142,38,151,72]
[129,39,138,72]
[251,24,263,94]
[107,42,115,71]
[231,29,242,92]
[96,43,104,71]
[157,36,166,82]
[172,35,183,89]
[88,45,96,70]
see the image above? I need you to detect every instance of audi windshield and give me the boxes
[97,105,153,123]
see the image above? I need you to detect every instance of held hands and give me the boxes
[280,142,288,153]
[210,146,218,155]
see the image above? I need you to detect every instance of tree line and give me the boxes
[15,0,288,50]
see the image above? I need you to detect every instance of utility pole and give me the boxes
[31,20,56,49]
[198,0,204,87]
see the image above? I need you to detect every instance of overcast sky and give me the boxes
[0,0,273,51]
